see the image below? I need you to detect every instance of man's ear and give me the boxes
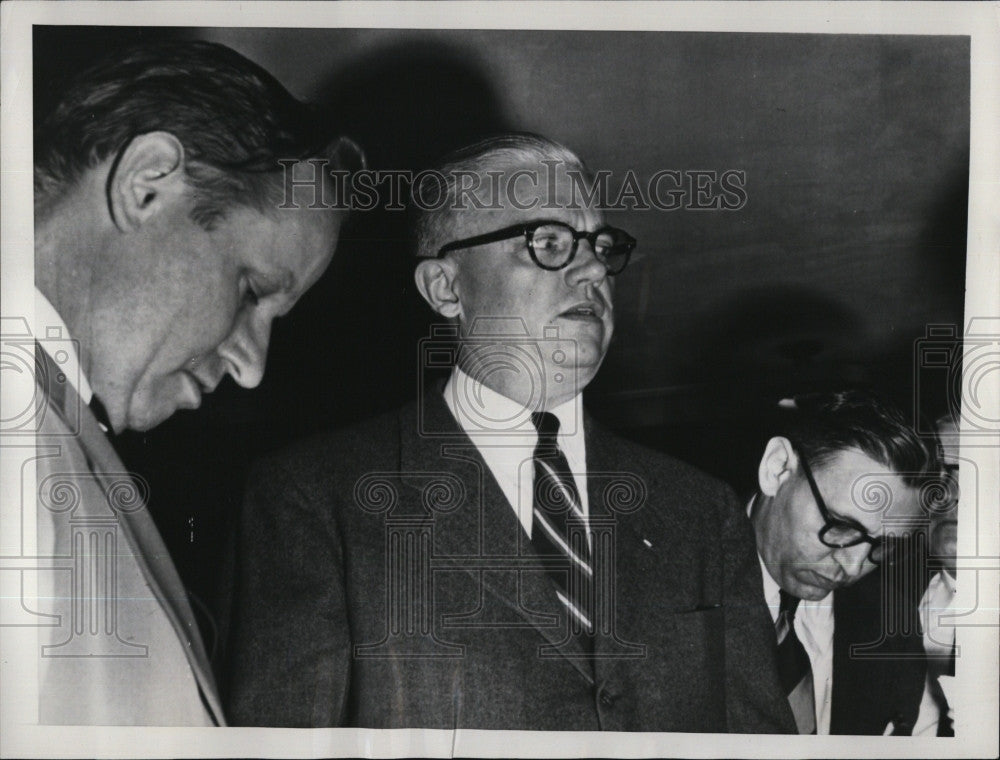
[414,258,461,318]
[108,132,186,231]
[758,436,797,497]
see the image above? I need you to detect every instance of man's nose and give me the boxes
[565,238,609,287]
[833,542,871,581]
[217,310,272,389]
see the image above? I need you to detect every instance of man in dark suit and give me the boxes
[224,134,794,732]
[747,391,939,735]
[23,41,353,725]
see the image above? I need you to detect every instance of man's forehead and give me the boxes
[232,204,338,297]
[449,163,601,234]
[812,447,924,524]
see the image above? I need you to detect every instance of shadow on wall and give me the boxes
[591,285,870,490]
[689,286,871,488]
[693,285,869,399]
[910,167,970,431]
[265,39,516,440]
[314,39,514,170]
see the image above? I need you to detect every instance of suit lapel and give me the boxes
[584,414,667,554]
[35,344,226,726]
[399,391,593,683]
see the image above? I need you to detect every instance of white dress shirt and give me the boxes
[443,367,589,540]
[756,549,835,734]
[913,569,957,735]
[34,287,94,403]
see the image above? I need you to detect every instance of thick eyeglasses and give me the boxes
[436,219,636,275]
[794,445,897,565]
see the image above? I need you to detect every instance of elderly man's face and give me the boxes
[93,185,339,432]
[446,164,615,407]
[755,447,923,601]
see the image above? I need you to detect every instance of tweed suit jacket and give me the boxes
[31,344,224,726]
[224,391,795,732]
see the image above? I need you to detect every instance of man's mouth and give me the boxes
[186,364,222,394]
[809,571,842,590]
[180,369,221,409]
[178,371,203,410]
[558,301,605,320]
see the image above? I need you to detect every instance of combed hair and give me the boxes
[414,133,591,259]
[775,390,938,487]
[34,40,352,229]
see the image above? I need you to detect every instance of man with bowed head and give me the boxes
[30,40,356,725]
[748,391,939,734]
[225,133,794,732]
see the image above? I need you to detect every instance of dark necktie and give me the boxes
[530,412,594,644]
[776,590,817,734]
[88,394,113,435]
[927,641,955,736]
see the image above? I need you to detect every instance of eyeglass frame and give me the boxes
[791,442,897,565]
[435,218,636,275]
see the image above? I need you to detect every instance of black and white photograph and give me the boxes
[1,2,997,758]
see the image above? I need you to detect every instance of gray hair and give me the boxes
[414,133,590,259]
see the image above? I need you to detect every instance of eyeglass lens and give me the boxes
[822,523,896,564]
[530,223,631,272]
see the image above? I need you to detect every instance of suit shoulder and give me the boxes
[252,402,412,485]
[591,421,735,498]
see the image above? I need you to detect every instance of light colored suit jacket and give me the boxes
[33,344,224,725]
[224,391,795,732]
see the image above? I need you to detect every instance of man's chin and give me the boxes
[791,573,838,601]
[125,405,175,433]
[798,587,832,602]
[546,361,600,400]
[559,332,608,366]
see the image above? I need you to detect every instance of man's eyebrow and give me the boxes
[825,505,870,529]
[830,512,865,527]
[273,269,301,317]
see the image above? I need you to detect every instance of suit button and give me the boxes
[599,690,617,708]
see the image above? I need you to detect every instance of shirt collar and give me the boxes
[444,366,582,441]
[34,288,94,404]
[939,566,956,594]
[757,551,783,624]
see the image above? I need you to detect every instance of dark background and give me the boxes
[34,27,969,646]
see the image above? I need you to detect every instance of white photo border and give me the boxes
[2,2,997,758]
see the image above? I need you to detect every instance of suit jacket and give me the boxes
[32,344,224,726]
[224,391,794,732]
[829,567,927,735]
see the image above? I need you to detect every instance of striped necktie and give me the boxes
[530,411,594,644]
[776,590,817,734]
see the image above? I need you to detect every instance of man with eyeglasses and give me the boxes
[225,134,794,732]
[748,390,939,735]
